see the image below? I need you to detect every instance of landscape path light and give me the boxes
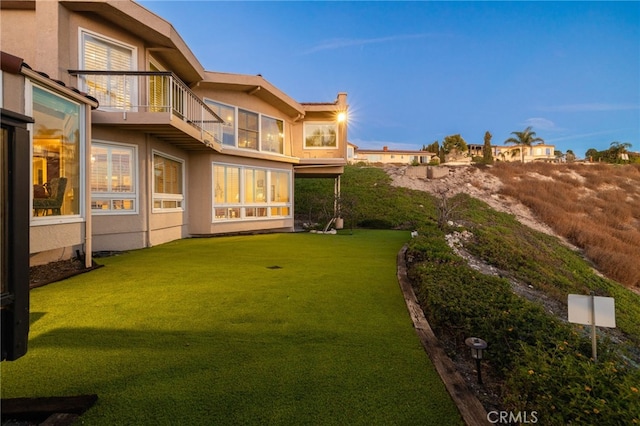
[465,337,487,385]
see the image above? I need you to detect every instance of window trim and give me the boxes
[91,140,139,215]
[152,150,185,213]
[27,81,86,225]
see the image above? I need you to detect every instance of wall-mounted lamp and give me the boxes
[337,112,347,123]
[465,337,487,384]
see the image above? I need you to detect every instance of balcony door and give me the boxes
[149,61,168,113]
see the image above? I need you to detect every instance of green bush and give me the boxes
[505,340,640,425]
[406,219,640,425]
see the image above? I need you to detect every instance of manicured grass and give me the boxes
[1,230,462,425]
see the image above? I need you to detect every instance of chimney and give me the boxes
[383,146,388,151]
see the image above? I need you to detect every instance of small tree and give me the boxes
[435,188,465,229]
[566,149,576,163]
[585,148,599,162]
[423,140,440,154]
[483,131,494,164]
[442,134,468,158]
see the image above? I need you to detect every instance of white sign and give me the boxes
[568,294,616,328]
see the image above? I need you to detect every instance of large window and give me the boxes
[80,30,135,111]
[213,164,290,221]
[204,99,285,154]
[304,122,337,148]
[32,85,82,218]
[91,142,137,214]
[153,152,184,211]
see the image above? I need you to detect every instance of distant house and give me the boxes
[468,143,557,163]
[348,144,434,165]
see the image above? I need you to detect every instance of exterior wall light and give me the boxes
[465,337,487,384]
[337,112,347,123]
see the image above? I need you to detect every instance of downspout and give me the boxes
[84,103,92,268]
[146,134,152,247]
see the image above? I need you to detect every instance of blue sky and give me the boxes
[139,1,639,157]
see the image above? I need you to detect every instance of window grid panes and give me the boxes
[213,164,290,221]
[91,142,136,213]
[204,100,286,155]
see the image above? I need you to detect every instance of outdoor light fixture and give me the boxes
[337,112,347,123]
[465,337,487,385]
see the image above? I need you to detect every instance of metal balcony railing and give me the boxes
[68,70,222,145]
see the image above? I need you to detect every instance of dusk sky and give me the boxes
[139,1,639,158]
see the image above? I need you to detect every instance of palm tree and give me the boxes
[504,126,544,163]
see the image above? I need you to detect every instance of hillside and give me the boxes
[387,162,640,294]
[295,164,640,423]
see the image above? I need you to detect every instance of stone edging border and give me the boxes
[397,245,489,426]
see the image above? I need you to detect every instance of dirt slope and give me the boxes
[385,164,561,238]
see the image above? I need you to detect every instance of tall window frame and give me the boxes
[28,82,85,222]
[152,151,185,212]
[237,109,259,150]
[261,115,284,154]
[91,141,138,214]
[79,29,137,111]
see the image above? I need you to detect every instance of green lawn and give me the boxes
[1,230,462,425]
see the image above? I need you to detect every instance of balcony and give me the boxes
[68,71,223,151]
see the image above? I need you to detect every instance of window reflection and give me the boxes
[32,86,81,217]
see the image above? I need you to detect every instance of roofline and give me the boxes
[59,0,206,83]
[199,71,306,118]
[1,51,99,108]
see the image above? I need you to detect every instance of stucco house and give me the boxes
[468,143,557,163]
[348,144,433,165]
[1,0,348,266]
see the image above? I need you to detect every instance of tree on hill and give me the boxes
[505,126,544,163]
[566,150,576,163]
[609,141,632,162]
[586,142,633,163]
[422,140,440,154]
[585,148,599,162]
[442,134,468,158]
[483,131,494,164]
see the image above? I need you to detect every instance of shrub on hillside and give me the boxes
[406,235,640,425]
